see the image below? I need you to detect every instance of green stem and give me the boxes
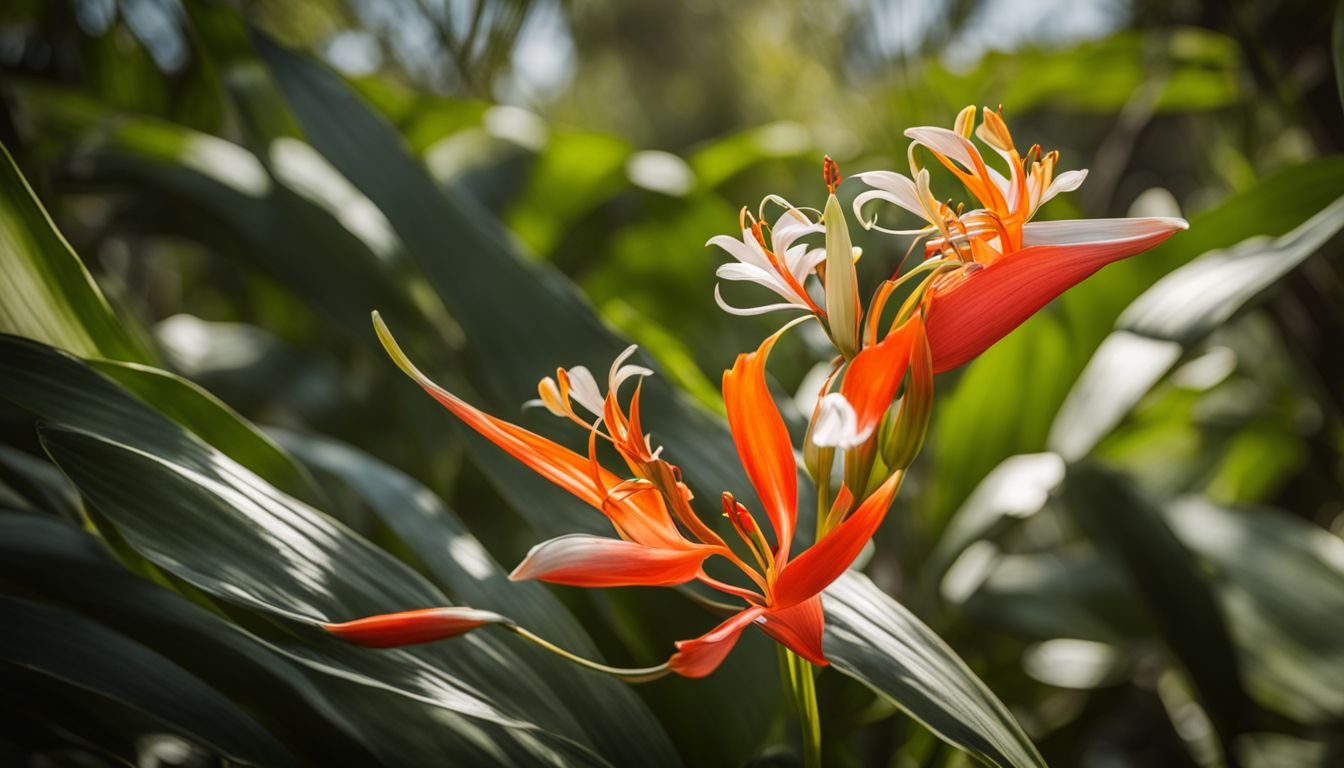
[777,647,822,768]
[506,625,671,683]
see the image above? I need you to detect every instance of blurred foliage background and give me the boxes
[1,0,1343,766]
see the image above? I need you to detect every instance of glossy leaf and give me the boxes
[1167,499,1344,725]
[824,572,1046,768]
[1061,463,1250,752]
[1118,196,1344,344]
[92,359,326,507]
[0,335,611,766]
[0,141,151,363]
[270,427,680,767]
[0,596,294,767]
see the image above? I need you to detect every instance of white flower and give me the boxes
[810,392,871,449]
[709,206,824,317]
[528,345,653,422]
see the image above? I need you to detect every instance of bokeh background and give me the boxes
[2,1,1343,766]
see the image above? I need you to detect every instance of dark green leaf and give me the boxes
[0,596,294,767]
[1118,196,1344,344]
[0,141,151,362]
[0,335,612,766]
[0,512,377,765]
[1167,499,1344,725]
[270,427,680,768]
[92,359,326,507]
[824,572,1046,768]
[1062,463,1250,750]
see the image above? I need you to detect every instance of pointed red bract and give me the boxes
[759,596,827,667]
[723,329,799,562]
[773,470,904,607]
[840,316,922,437]
[667,607,766,678]
[510,534,715,587]
[321,607,506,648]
[925,217,1187,373]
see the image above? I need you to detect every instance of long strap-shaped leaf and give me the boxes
[824,572,1047,768]
[0,595,295,767]
[0,335,610,767]
[0,142,151,363]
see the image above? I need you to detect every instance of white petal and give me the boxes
[809,392,871,449]
[706,231,771,271]
[714,284,812,317]
[716,262,803,304]
[1021,217,1188,248]
[611,364,654,394]
[565,366,604,417]
[606,345,653,395]
[771,209,822,253]
[852,172,934,230]
[904,127,1010,193]
[1035,169,1088,210]
[783,244,826,284]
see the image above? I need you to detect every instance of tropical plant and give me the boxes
[2,1,1343,766]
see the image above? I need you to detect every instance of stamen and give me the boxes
[823,155,840,194]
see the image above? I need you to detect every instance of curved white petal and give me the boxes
[565,366,604,417]
[716,262,802,303]
[905,126,1010,193]
[852,171,930,223]
[1036,168,1088,210]
[783,244,826,285]
[714,284,812,317]
[770,209,823,254]
[707,231,772,272]
[1021,217,1188,248]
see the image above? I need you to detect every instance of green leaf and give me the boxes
[1167,499,1344,725]
[1061,463,1250,752]
[1118,196,1344,344]
[934,158,1344,526]
[0,595,295,767]
[824,572,1046,768]
[270,428,681,768]
[958,548,1148,645]
[505,129,633,256]
[1051,194,1344,461]
[0,445,81,521]
[0,141,151,362]
[12,83,433,347]
[92,360,327,507]
[251,34,807,542]
[0,335,612,766]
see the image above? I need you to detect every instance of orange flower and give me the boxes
[854,106,1187,373]
[323,315,906,678]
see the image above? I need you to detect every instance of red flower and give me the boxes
[854,106,1187,373]
[323,316,906,678]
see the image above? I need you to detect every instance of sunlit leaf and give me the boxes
[824,572,1047,768]
[1167,499,1344,725]
[270,428,681,767]
[0,142,151,363]
[0,335,614,767]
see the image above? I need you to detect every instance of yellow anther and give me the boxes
[954,105,977,138]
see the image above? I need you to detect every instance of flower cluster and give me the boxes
[324,107,1186,680]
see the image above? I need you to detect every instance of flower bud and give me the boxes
[322,607,510,648]
[823,192,861,358]
[882,328,933,470]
